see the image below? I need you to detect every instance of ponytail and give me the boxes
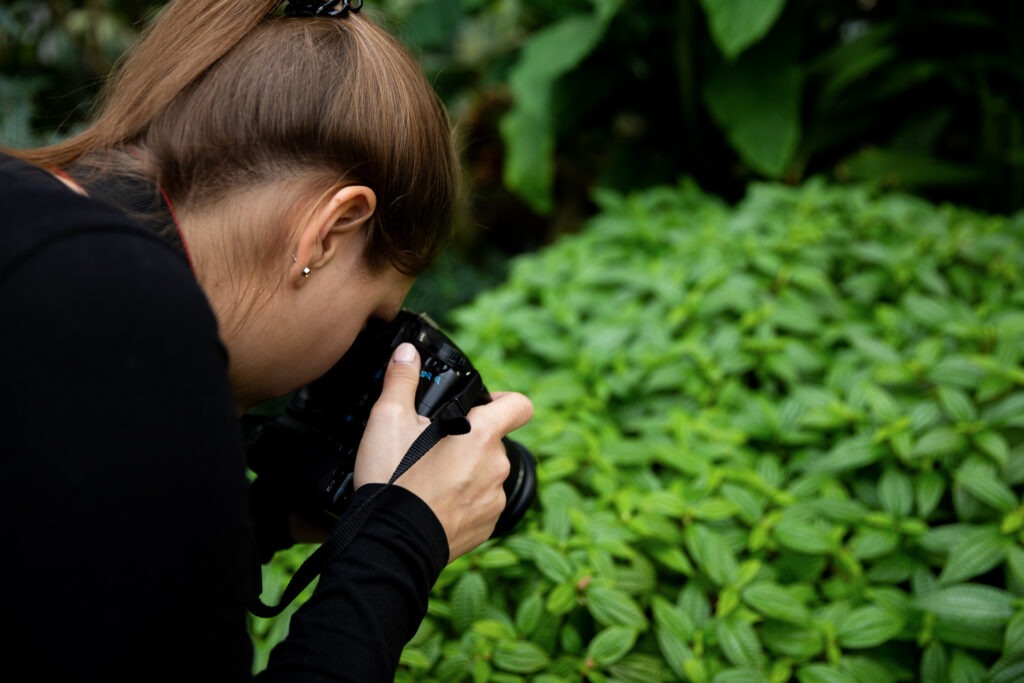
[12,0,460,276]
[17,0,281,168]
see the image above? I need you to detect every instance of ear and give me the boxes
[290,185,377,283]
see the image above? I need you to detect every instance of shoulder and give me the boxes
[0,152,184,282]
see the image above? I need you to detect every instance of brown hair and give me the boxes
[15,0,460,276]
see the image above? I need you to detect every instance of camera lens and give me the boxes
[492,438,538,537]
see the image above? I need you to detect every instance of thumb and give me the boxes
[377,342,421,410]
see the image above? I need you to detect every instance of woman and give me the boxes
[0,0,532,680]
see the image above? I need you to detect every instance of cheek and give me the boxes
[322,271,412,360]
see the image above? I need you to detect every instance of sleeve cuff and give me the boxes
[349,483,449,578]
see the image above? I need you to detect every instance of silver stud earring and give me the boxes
[302,267,311,278]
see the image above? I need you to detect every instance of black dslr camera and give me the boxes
[245,310,537,537]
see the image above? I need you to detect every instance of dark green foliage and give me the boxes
[5,1,1022,269]
[373,179,1021,681]
[385,0,1024,243]
[0,0,149,146]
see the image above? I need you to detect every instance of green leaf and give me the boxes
[849,528,900,561]
[715,613,765,669]
[434,653,471,681]
[938,386,978,423]
[989,654,1024,683]
[715,669,772,683]
[607,653,669,683]
[476,547,520,569]
[949,649,988,683]
[938,526,1009,585]
[839,656,898,683]
[742,582,810,623]
[653,597,695,678]
[835,605,905,649]
[975,430,1011,466]
[878,468,914,518]
[587,626,639,667]
[809,435,882,473]
[546,581,577,615]
[934,619,1005,652]
[514,591,545,636]
[915,584,1017,630]
[916,470,947,518]
[956,461,1018,513]
[921,641,950,683]
[685,523,740,585]
[903,293,956,328]
[471,657,491,683]
[912,427,968,459]
[586,585,648,630]
[703,43,801,177]
[761,621,824,659]
[501,15,609,213]
[649,542,696,575]
[472,619,516,641]
[492,640,551,674]
[982,392,1024,426]
[532,543,575,582]
[679,583,713,629]
[849,332,902,364]
[451,571,488,632]
[398,647,432,670]
[796,663,857,683]
[1004,610,1024,656]
[772,515,836,555]
[928,356,987,390]
[698,0,787,60]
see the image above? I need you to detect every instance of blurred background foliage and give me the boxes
[2,0,1022,313]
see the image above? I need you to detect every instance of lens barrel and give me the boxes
[493,438,537,537]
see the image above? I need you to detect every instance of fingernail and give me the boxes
[392,342,416,364]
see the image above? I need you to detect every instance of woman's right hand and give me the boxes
[353,343,534,562]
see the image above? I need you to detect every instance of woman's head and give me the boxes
[22,0,460,277]
[17,0,463,406]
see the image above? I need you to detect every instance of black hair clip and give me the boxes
[284,0,363,18]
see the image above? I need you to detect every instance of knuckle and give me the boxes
[494,451,511,481]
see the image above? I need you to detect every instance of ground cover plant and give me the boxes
[252,179,1024,681]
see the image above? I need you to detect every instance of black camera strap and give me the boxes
[248,414,470,618]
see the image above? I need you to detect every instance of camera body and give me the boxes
[246,310,537,537]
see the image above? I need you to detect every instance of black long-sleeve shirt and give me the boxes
[0,153,448,681]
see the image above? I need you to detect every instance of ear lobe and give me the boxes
[291,185,377,282]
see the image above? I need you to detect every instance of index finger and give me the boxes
[471,391,534,435]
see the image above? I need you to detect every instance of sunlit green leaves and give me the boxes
[258,180,1024,680]
[441,179,1024,678]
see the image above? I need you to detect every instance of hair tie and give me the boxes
[284,0,363,18]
